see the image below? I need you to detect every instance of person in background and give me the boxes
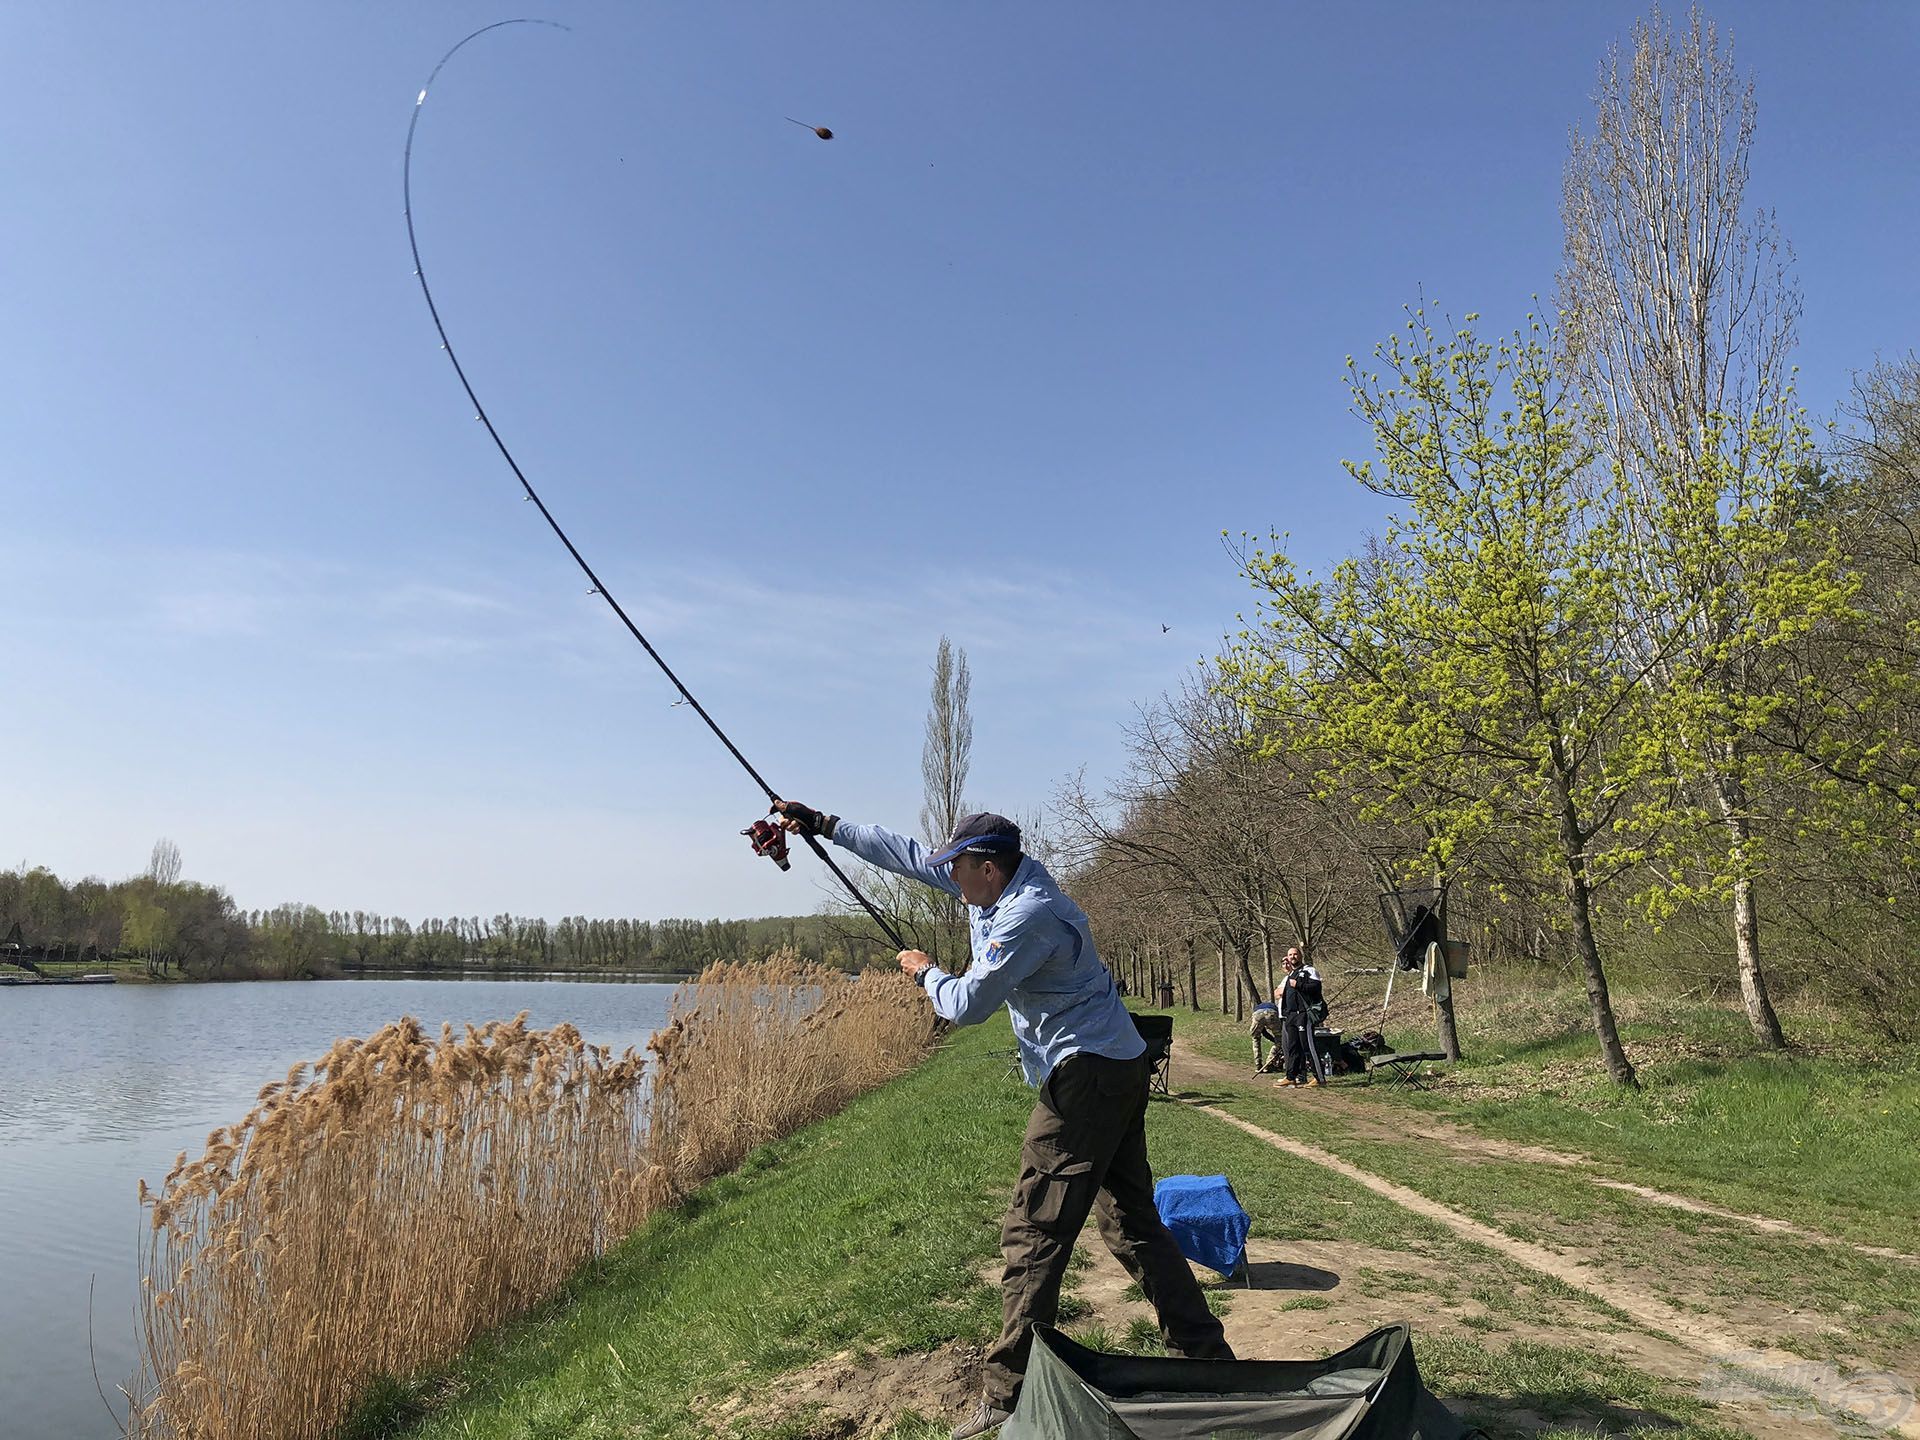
[772,801,1232,1439]
[1275,947,1326,1088]
[1249,987,1284,1073]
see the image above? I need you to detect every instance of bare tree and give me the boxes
[1559,6,1808,1048]
[919,636,973,847]
[148,837,183,888]
[1058,671,1376,1015]
[831,637,975,967]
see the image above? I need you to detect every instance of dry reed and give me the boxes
[130,953,929,1440]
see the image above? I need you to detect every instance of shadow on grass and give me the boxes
[1449,1389,1704,1440]
[1241,1259,1341,1292]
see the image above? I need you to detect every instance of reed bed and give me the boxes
[130,953,930,1440]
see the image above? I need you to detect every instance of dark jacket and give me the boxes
[1279,965,1324,1022]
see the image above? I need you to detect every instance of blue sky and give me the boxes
[3,3,1915,922]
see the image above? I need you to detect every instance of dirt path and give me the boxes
[1178,1039,1918,1266]
[1170,1038,1920,1438]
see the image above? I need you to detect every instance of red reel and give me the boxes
[742,817,791,871]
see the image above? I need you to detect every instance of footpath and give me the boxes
[1134,1033,1920,1440]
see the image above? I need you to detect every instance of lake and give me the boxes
[0,976,681,1440]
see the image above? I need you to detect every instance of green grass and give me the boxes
[1177,992,1920,1253]
[375,1023,1030,1439]
[1174,999,1920,1367]
[361,1012,1772,1440]
[1416,1333,1753,1440]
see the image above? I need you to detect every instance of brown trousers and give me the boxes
[982,1050,1232,1408]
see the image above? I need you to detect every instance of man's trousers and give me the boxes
[982,1050,1232,1409]
[1249,1008,1285,1069]
[1281,1013,1323,1082]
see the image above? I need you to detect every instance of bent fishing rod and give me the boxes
[404,20,907,953]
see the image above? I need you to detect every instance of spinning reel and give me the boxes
[741,816,791,871]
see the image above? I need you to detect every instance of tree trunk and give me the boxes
[1218,947,1228,1015]
[1432,988,1461,1061]
[1710,768,1788,1049]
[1432,873,1462,1061]
[1234,946,1263,1020]
[1186,937,1199,1011]
[1260,929,1275,998]
[1730,868,1785,1047]
[1549,754,1639,1088]
[1565,877,1636,1088]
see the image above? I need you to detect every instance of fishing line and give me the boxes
[404,20,907,951]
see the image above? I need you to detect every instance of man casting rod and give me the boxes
[403,20,905,951]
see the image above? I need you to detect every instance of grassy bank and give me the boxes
[1182,971,1920,1252]
[369,1013,1782,1440]
[1176,977,1920,1377]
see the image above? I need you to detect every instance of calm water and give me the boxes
[0,977,680,1440]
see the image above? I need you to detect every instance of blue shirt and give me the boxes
[832,821,1145,1086]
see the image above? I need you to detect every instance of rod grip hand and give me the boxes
[771,799,837,839]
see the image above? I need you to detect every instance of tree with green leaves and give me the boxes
[1763,356,1920,838]
[1220,312,1682,1087]
[1557,6,1854,1047]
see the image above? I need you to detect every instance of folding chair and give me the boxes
[1132,1012,1173,1095]
[1365,1051,1448,1091]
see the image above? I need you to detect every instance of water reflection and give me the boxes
[0,977,678,1440]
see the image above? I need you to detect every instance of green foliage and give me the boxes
[1219,310,1668,1081]
[0,859,875,981]
[1612,401,1863,922]
[1223,312,1667,896]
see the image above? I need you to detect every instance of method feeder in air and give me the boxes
[403,20,902,949]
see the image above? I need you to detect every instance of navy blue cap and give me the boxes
[928,812,1022,866]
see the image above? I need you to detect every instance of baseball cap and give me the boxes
[928,812,1023,866]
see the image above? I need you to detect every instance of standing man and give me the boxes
[774,802,1232,1439]
[1275,947,1326,1088]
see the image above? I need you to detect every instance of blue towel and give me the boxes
[1153,1173,1250,1278]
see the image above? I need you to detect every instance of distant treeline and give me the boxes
[0,862,872,981]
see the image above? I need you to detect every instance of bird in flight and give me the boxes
[1161,624,1171,633]
[786,117,833,140]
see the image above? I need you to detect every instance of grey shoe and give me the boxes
[951,1397,1013,1439]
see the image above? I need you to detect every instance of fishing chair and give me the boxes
[1132,1012,1174,1096]
[1365,1051,1449,1091]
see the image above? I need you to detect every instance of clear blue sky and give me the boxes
[3,3,1915,922]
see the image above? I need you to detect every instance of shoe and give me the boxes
[950,1397,1013,1439]
[1308,1076,1323,1087]
[1273,1077,1294,1087]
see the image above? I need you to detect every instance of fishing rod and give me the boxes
[403,20,908,953]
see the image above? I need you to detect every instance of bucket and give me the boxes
[1441,938,1471,979]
